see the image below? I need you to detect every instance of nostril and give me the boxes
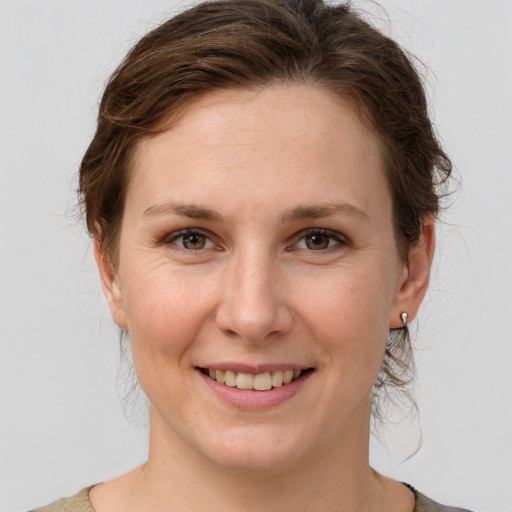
[215,302,294,345]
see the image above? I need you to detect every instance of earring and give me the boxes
[400,312,408,327]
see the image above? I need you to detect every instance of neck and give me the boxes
[127,407,386,512]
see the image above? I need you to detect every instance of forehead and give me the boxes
[128,84,390,221]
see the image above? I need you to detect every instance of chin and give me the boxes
[199,426,309,475]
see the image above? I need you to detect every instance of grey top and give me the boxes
[31,484,474,512]
[406,484,474,512]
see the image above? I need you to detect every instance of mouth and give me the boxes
[198,367,314,391]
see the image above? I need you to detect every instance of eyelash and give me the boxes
[162,229,216,253]
[160,228,348,254]
[292,228,348,252]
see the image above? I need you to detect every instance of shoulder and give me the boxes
[410,486,475,512]
[29,487,94,512]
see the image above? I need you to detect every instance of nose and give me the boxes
[215,250,294,344]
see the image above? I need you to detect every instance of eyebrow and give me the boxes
[283,202,369,222]
[143,202,222,221]
[142,200,369,222]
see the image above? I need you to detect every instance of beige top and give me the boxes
[31,485,473,512]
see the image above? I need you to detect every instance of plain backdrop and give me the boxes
[1,1,511,511]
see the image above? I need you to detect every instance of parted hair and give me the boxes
[79,0,452,417]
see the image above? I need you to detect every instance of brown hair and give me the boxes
[79,0,452,415]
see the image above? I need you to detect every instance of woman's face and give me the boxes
[98,84,430,474]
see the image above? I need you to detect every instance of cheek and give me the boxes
[121,267,217,371]
[298,266,392,330]
[294,268,391,371]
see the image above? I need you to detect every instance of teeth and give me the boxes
[283,370,294,384]
[204,368,306,390]
[253,372,272,391]
[236,372,254,390]
[271,370,283,387]
[224,370,236,387]
[215,369,225,384]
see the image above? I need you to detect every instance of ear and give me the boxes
[389,215,435,328]
[93,237,128,329]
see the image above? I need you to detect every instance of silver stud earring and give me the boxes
[400,312,408,327]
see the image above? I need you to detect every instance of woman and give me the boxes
[32,0,470,510]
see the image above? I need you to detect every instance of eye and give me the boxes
[167,230,215,251]
[295,229,347,251]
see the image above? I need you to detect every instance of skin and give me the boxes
[92,84,434,512]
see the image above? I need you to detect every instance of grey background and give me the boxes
[1,1,511,511]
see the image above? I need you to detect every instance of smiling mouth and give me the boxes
[199,368,314,391]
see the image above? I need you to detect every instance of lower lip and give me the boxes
[199,370,313,410]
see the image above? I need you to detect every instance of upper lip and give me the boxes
[196,363,313,373]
